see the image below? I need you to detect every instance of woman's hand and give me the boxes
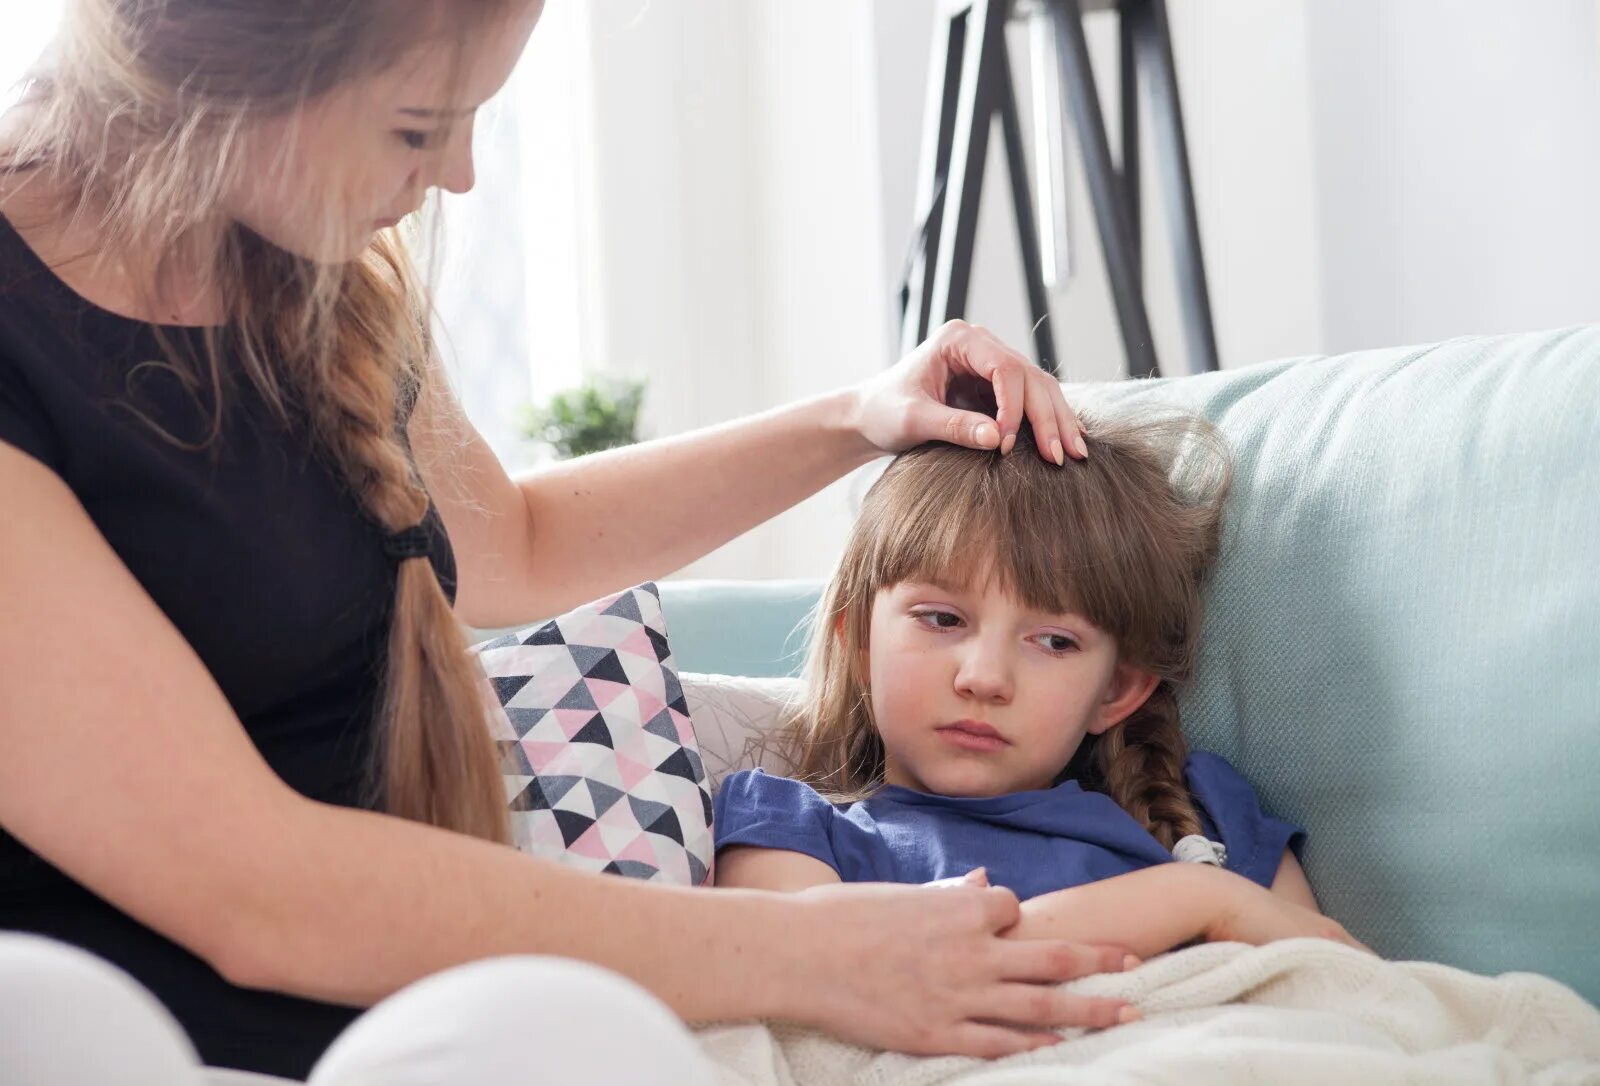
[849,319,1088,464]
[783,872,1142,1059]
[1206,876,1376,955]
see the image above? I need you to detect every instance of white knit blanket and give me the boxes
[695,939,1600,1085]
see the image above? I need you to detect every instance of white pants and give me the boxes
[0,933,716,1086]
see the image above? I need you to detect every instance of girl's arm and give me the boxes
[1005,862,1371,959]
[1269,848,1320,910]
[715,846,843,892]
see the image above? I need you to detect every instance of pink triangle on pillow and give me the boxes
[586,677,629,709]
[614,754,653,791]
[568,822,613,861]
[617,833,659,866]
[554,708,596,738]
[617,625,658,662]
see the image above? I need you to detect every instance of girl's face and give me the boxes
[225,2,544,263]
[865,573,1159,797]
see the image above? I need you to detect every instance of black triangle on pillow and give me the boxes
[656,748,699,783]
[510,778,549,812]
[553,809,596,848]
[583,649,630,685]
[645,627,672,662]
[490,675,532,703]
[601,592,643,623]
[522,622,565,646]
[571,714,614,749]
[645,808,684,846]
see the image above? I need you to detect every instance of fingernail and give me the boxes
[976,423,999,448]
[1123,954,1141,970]
[1001,431,1016,455]
[1051,438,1065,466]
[1074,432,1088,458]
[1118,1005,1141,1025]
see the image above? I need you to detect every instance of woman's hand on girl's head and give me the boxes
[783,879,1141,1058]
[849,319,1089,466]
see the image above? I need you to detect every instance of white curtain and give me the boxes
[432,0,597,474]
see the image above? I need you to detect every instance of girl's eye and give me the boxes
[396,129,441,151]
[911,609,962,630]
[1038,633,1078,654]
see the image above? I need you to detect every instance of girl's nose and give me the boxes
[954,646,1013,703]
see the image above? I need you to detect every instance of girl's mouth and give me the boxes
[937,724,1010,752]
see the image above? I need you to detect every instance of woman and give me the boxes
[0,2,1132,1082]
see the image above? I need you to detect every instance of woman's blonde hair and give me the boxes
[777,401,1234,850]
[0,1,524,844]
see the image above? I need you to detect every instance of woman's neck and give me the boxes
[0,174,228,327]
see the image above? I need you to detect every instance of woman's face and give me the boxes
[865,571,1158,798]
[225,2,544,263]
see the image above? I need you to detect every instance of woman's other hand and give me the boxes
[785,877,1141,1059]
[850,319,1088,465]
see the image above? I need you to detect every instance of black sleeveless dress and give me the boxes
[0,213,458,1079]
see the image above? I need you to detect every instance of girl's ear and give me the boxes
[1087,662,1161,736]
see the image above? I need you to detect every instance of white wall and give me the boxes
[1305,0,1600,352]
[574,0,890,581]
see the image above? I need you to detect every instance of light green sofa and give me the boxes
[643,325,1600,1008]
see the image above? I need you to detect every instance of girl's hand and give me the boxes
[1206,877,1377,955]
[849,320,1088,465]
[785,874,1142,1059]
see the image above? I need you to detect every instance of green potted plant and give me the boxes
[519,375,647,460]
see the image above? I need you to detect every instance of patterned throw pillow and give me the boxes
[471,583,715,886]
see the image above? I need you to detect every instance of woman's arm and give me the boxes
[1005,863,1371,959]
[413,321,1088,630]
[414,365,877,629]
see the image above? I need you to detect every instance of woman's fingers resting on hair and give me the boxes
[849,319,1087,463]
[790,881,1138,1058]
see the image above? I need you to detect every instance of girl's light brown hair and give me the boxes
[777,399,1234,850]
[0,1,526,844]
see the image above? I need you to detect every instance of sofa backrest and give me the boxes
[658,325,1600,1005]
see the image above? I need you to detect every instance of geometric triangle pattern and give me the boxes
[472,582,715,886]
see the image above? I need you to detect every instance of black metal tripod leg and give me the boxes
[1132,0,1219,373]
[994,43,1059,376]
[1049,0,1160,378]
[901,9,970,356]
[1120,0,1143,286]
[926,0,1008,337]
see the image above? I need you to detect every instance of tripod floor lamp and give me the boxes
[898,0,1219,379]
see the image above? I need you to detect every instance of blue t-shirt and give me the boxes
[712,751,1305,899]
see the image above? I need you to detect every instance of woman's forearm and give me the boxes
[513,388,877,618]
[224,795,808,1025]
[1005,864,1230,959]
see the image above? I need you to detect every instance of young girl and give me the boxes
[714,407,1373,962]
